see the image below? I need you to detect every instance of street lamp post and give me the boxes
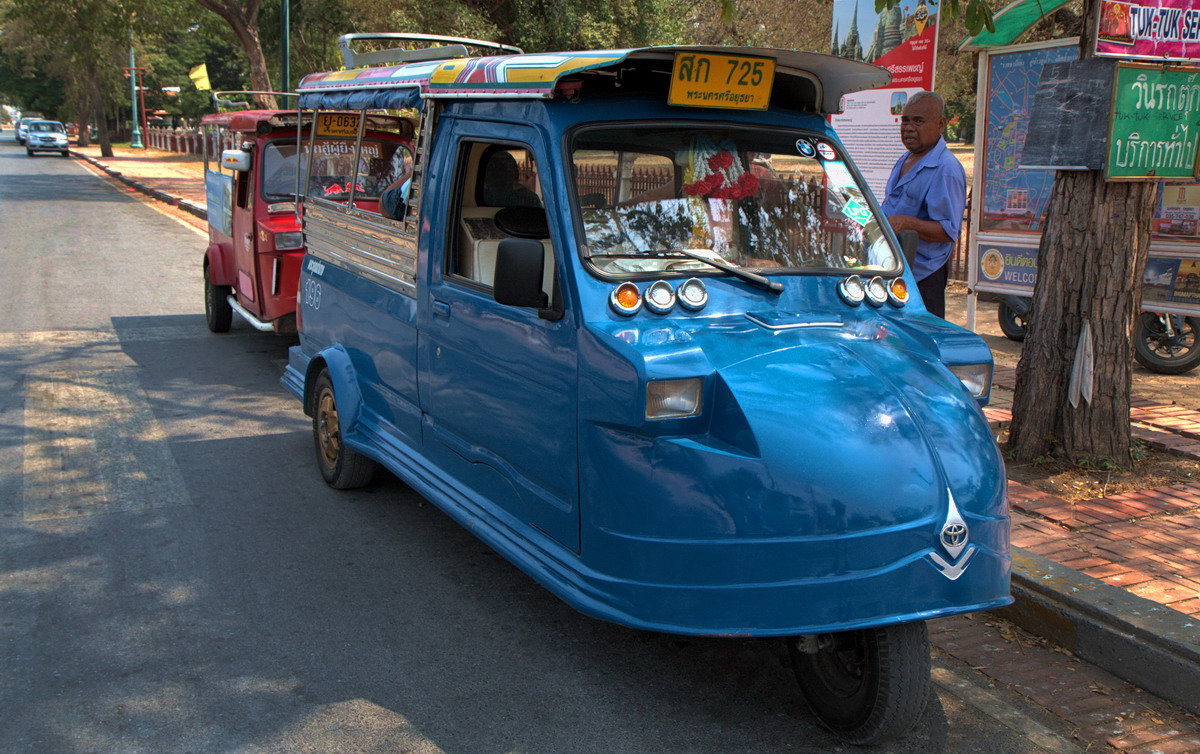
[128,32,143,149]
[280,0,290,92]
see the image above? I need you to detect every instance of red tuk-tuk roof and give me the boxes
[200,110,295,132]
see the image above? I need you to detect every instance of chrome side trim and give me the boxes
[226,296,275,332]
[304,199,418,295]
[744,313,843,330]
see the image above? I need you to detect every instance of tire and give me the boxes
[61,150,69,157]
[204,271,233,333]
[312,369,377,489]
[1134,312,1200,375]
[789,621,931,745]
[997,300,1028,342]
[26,148,33,156]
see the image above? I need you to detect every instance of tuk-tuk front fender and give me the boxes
[205,242,235,286]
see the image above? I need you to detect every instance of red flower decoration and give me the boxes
[707,150,734,171]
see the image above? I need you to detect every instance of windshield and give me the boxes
[571,126,899,277]
[30,122,64,133]
[263,138,409,202]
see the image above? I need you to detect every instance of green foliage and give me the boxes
[511,0,684,51]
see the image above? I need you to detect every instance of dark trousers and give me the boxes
[917,261,950,318]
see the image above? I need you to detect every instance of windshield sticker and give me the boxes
[795,139,816,158]
[841,199,873,227]
[823,161,856,189]
[816,142,837,160]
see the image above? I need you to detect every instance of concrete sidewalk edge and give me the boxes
[1001,547,1200,716]
[71,148,1200,718]
[71,151,208,220]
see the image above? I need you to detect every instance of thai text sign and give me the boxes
[668,53,775,110]
[1107,62,1200,181]
[1096,0,1200,61]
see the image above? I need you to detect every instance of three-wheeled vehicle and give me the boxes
[283,35,1011,744]
[201,90,415,334]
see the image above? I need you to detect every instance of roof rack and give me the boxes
[337,33,522,69]
[212,90,298,111]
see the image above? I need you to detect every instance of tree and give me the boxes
[1006,0,1155,466]
[193,0,276,107]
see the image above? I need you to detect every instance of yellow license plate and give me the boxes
[668,52,775,111]
[315,112,361,138]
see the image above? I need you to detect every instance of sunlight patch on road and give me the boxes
[22,368,190,520]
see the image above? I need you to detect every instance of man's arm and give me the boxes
[886,214,952,242]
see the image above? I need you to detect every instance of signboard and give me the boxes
[204,169,233,237]
[979,243,1039,292]
[979,43,1078,234]
[1096,0,1200,61]
[829,0,940,198]
[1107,62,1200,181]
[668,53,775,110]
[315,112,360,138]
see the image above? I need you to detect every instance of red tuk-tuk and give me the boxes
[202,91,414,334]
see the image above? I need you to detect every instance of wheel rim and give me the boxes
[316,389,341,467]
[808,633,869,700]
[1145,319,1197,360]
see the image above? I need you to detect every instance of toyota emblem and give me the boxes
[941,523,968,548]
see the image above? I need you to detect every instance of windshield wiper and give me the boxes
[663,249,784,294]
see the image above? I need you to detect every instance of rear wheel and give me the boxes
[1134,312,1200,375]
[25,148,33,156]
[789,621,931,745]
[312,369,377,489]
[204,271,233,333]
[61,150,69,157]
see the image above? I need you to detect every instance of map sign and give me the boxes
[979,43,1078,234]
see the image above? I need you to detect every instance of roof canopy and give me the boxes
[959,0,1074,49]
[297,46,890,114]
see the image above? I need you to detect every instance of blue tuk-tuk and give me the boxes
[282,34,1010,744]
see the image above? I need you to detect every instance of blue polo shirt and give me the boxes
[880,138,966,281]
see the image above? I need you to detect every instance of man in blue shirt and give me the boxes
[881,91,966,318]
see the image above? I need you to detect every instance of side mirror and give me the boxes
[221,148,252,172]
[897,229,919,270]
[494,238,546,309]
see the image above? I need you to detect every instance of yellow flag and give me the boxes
[188,63,211,91]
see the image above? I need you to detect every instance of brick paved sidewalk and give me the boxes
[986,365,1200,621]
[73,144,208,207]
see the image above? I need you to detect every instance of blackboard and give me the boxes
[1020,58,1115,171]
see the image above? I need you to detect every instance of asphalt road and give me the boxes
[0,132,1081,752]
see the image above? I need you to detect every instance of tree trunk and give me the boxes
[194,0,278,109]
[91,71,112,158]
[1007,166,1156,466]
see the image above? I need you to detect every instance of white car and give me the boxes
[25,120,70,156]
[15,116,40,145]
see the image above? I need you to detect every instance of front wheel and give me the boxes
[997,300,1028,342]
[789,621,931,745]
[1134,312,1200,374]
[312,369,377,489]
[25,148,33,157]
[204,272,233,333]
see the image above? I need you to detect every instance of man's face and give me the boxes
[899,98,946,155]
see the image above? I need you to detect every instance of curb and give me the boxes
[71,151,207,221]
[1002,547,1200,716]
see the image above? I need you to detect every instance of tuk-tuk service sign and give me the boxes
[1107,62,1200,181]
[1096,0,1200,61]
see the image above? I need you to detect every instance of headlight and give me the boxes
[865,276,888,306]
[643,280,676,314]
[838,275,866,306]
[646,378,703,419]
[274,231,303,250]
[949,363,992,398]
[676,278,708,310]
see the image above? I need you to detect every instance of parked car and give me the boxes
[16,116,42,145]
[24,120,70,156]
[283,34,1010,746]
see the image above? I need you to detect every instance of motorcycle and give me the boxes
[997,295,1200,375]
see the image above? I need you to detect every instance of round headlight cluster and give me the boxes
[610,279,709,316]
[838,275,909,307]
